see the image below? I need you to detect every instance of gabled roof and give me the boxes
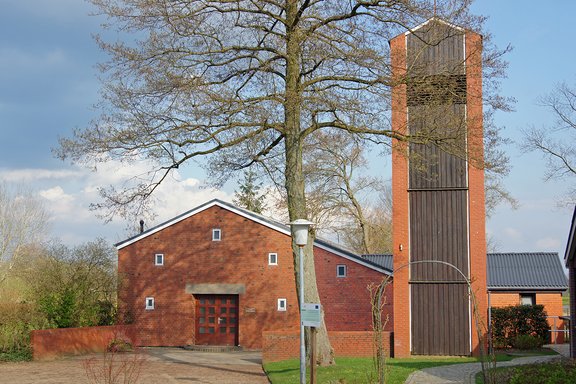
[564,206,576,268]
[405,16,465,36]
[487,253,568,291]
[115,199,392,275]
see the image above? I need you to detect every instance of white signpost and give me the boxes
[301,303,321,327]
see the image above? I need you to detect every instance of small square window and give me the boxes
[520,293,536,306]
[337,264,347,277]
[145,297,155,310]
[268,252,278,265]
[278,298,287,311]
[155,253,164,266]
[212,228,221,241]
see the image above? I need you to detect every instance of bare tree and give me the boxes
[0,183,49,284]
[301,131,392,254]
[484,112,517,216]
[56,0,509,364]
[523,82,576,203]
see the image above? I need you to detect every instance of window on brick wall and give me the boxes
[155,253,164,266]
[520,293,536,306]
[145,297,155,310]
[277,298,287,311]
[337,264,347,277]
[268,252,278,265]
[212,228,221,241]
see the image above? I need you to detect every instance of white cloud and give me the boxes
[2,160,235,244]
[39,186,73,202]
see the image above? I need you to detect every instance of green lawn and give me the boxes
[265,356,479,384]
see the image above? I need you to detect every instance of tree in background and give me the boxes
[1,238,117,360]
[17,238,117,328]
[338,190,393,255]
[523,82,576,203]
[301,131,392,254]
[233,170,266,214]
[0,183,49,284]
[56,0,510,364]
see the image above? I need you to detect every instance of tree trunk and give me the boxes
[284,0,334,367]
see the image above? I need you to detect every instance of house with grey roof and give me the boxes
[564,205,576,358]
[363,252,568,343]
[115,198,393,350]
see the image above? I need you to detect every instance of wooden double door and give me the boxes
[195,294,239,346]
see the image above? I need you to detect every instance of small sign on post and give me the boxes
[302,303,321,327]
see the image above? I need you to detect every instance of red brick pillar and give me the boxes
[390,32,411,358]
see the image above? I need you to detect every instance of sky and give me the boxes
[0,0,575,257]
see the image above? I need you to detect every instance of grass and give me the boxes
[0,347,32,362]
[264,351,557,384]
[265,356,479,384]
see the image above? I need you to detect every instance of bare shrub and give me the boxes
[83,347,146,384]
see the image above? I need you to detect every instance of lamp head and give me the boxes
[289,219,314,246]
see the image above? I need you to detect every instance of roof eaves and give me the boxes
[313,238,393,275]
[114,199,392,276]
[115,198,292,249]
[564,206,576,267]
[404,16,465,36]
[488,286,568,291]
[115,199,220,249]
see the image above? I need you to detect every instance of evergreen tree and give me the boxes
[233,170,266,214]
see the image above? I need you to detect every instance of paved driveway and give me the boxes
[0,348,269,384]
[143,348,269,383]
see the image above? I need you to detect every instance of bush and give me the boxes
[513,334,544,350]
[0,302,48,361]
[508,361,576,384]
[107,338,133,353]
[491,304,550,349]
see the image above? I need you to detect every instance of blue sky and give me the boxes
[0,0,574,256]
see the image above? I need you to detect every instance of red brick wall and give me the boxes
[390,31,411,358]
[118,204,391,350]
[31,325,136,360]
[118,206,299,349]
[262,330,392,363]
[466,31,489,356]
[315,247,393,332]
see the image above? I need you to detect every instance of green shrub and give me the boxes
[0,302,48,361]
[512,334,544,350]
[508,361,576,384]
[491,304,550,349]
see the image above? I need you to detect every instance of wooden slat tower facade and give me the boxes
[391,19,488,357]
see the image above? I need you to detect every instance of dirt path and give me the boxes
[0,348,269,384]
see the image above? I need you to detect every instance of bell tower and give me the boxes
[390,19,488,357]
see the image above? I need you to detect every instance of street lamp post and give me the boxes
[290,219,314,384]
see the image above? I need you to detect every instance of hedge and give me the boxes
[491,304,550,349]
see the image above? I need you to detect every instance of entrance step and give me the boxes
[184,345,243,353]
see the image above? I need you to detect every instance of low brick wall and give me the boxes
[262,330,392,363]
[31,325,137,360]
